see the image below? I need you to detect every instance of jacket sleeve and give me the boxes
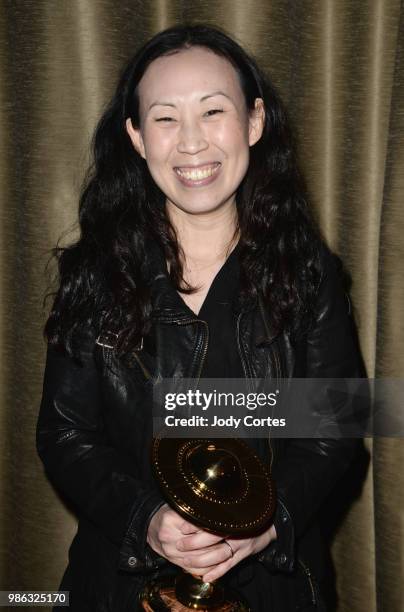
[259,247,363,572]
[36,326,166,574]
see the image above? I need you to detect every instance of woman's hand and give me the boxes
[148,504,277,581]
[147,504,224,574]
[178,524,278,583]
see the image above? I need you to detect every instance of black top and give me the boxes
[176,242,269,466]
[176,243,273,603]
[177,242,244,379]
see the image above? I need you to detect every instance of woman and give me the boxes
[37,24,361,611]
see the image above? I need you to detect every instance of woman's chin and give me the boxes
[165,194,237,216]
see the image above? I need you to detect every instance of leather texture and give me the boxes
[36,241,362,611]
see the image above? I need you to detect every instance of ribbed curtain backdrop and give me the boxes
[0,1,403,611]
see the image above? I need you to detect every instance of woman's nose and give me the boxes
[176,120,208,154]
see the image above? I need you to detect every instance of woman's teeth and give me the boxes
[174,163,220,181]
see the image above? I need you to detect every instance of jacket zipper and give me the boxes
[236,308,278,472]
[195,321,209,383]
[127,310,208,382]
[149,314,209,384]
[236,312,254,380]
[172,318,209,384]
[268,342,281,473]
[132,352,152,381]
[298,558,317,606]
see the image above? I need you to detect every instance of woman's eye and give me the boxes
[154,110,223,122]
[204,109,224,117]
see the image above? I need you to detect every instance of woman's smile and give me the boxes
[173,162,222,187]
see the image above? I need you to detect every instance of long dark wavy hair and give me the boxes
[44,23,323,361]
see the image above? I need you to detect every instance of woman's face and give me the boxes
[126,46,265,216]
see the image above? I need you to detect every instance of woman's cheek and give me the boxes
[214,119,248,148]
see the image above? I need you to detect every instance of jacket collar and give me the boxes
[143,239,195,321]
[143,238,280,344]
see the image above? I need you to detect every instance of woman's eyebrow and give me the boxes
[200,91,233,103]
[148,91,233,111]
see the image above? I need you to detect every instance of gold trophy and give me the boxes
[139,437,276,611]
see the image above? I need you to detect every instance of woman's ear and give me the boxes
[125,118,146,159]
[248,98,265,147]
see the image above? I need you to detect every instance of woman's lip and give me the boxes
[173,162,221,171]
[173,162,222,187]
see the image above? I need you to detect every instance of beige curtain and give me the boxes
[1,1,403,610]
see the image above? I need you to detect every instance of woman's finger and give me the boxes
[179,520,201,535]
[203,557,235,583]
[177,530,223,552]
[181,563,220,578]
[183,541,235,569]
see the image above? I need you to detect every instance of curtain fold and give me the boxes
[1,2,403,610]
[374,4,404,610]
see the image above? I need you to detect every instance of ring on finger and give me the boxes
[223,539,234,559]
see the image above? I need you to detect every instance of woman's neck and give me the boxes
[166,200,239,266]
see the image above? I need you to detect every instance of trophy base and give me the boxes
[138,575,250,611]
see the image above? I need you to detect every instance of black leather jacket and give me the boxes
[37,243,361,611]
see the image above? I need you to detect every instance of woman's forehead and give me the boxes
[137,47,243,107]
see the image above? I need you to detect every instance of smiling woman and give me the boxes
[125,47,264,221]
[37,23,362,612]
